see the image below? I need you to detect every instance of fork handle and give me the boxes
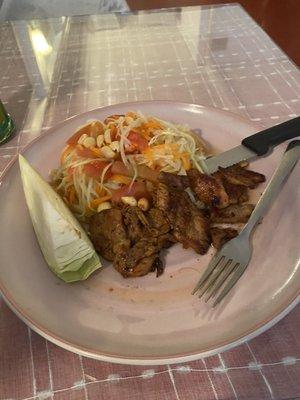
[242,140,300,236]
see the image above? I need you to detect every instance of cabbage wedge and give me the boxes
[19,154,102,282]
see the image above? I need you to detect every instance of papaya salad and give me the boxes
[50,112,209,220]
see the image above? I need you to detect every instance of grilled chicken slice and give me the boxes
[154,182,170,210]
[187,165,263,208]
[211,203,254,223]
[210,227,238,249]
[187,169,229,208]
[172,204,211,254]
[122,206,147,243]
[116,206,172,277]
[218,164,265,188]
[114,237,159,278]
[146,208,173,247]
[221,179,249,204]
[154,183,211,254]
[115,206,172,278]
[158,171,189,190]
[89,208,130,261]
[212,170,249,205]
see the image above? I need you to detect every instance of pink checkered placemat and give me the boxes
[0,5,299,400]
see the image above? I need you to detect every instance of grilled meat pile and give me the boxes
[89,206,172,278]
[89,163,265,278]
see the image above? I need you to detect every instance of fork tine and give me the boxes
[213,262,249,307]
[204,260,236,302]
[197,257,227,299]
[191,255,223,295]
[200,258,231,300]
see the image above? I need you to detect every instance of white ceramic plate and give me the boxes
[0,101,299,365]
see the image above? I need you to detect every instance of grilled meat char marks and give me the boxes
[122,206,146,243]
[158,171,189,190]
[89,206,172,278]
[211,204,255,224]
[89,208,130,262]
[114,238,160,278]
[154,183,211,255]
[213,172,249,205]
[115,208,172,278]
[210,227,238,250]
[217,164,265,189]
[187,164,265,209]
[187,169,229,208]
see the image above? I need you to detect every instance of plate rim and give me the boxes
[1,100,299,365]
[1,284,299,365]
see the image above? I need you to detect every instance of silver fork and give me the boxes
[192,140,300,307]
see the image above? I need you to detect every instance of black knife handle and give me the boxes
[242,116,300,156]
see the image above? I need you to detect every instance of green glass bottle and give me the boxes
[0,101,14,144]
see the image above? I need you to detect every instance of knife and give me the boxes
[201,116,300,174]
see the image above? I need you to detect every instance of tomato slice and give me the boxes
[111,161,131,176]
[127,131,149,152]
[110,174,133,185]
[111,161,158,182]
[111,181,150,203]
[83,161,112,179]
[89,121,104,138]
[136,165,159,182]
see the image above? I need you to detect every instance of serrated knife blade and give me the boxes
[201,116,300,174]
[201,145,257,174]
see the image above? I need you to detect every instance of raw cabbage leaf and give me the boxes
[19,154,102,282]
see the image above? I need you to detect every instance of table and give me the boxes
[1,4,299,400]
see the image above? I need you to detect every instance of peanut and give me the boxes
[96,134,104,147]
[82,136,96,148]
[78,133,88,145]
[104,129,112,144]
[121,196,137,207]
[97,201,112,212]
[100,145,115,159]
[110,141,120,152]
